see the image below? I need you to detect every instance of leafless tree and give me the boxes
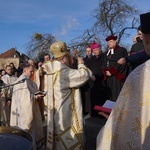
[26,33,56,60]
[93,0,140,44]
[70,0,140,55]
[68,29,100,57]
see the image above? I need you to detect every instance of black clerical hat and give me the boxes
[140,12,150,34]
[105,35,117,42]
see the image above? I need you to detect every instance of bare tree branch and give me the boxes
[69,0,140,54]
[26,33,56,60]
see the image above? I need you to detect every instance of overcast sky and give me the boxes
[0,0,150,54]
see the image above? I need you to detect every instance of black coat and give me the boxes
[126,50,150,64]
[130,40,145,70]
[103,45,128,101]
[83,55,92,68]
[88,53,107,115]
[88,54,105,81]
[130,40,144,54]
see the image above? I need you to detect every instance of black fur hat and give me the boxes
[140,12,150,34]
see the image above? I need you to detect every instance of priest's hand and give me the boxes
[106,71,111,76]
[98,112,109,119]
[35,94,45,100]
[78,57,84,64]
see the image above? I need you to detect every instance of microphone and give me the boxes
[16,78,27,84]
[0,78,27,89]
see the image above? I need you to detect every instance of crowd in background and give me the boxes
[0,20,149,149]
[0,27,146,126]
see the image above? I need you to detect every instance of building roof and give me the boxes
[0,48,19,58]
[0,48,29,61]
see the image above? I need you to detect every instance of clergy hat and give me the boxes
[50,41,68,58]
[105,35,117,42]
[140,12,150,34]
[89,41,101,50]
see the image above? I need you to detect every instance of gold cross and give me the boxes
[113,107,128,124]
[132,118,147,136]
[127,142,141,150]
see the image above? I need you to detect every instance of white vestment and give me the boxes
[10,75,44,150]
[97,59,150,150]
[42,60,92,150]
[1,74,18,93]
[2,74,17,84]
[2,74,17,124]
[35,65,49,118]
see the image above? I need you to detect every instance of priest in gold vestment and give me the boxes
[42,41,92,150]
[97,12,150,150]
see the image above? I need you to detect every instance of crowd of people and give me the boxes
[0,11,150,150]
[97,12,150,150]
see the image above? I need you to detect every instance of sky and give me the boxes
[0,0,150,55]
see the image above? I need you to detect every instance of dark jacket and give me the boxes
[126,50,150,65]
[130,38,144,54]
[88,53,105,81]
